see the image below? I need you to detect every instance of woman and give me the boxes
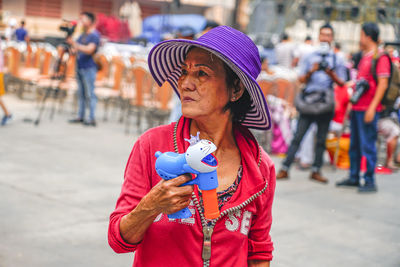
[108,26,276,267]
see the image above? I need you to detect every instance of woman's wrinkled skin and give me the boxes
[178,48,232,120]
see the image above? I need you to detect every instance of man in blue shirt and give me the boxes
[68,12,100,126]
[15,20,28,42]
[277,24,347,183]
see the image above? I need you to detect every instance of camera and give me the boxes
[318,42,330,70]
[52,20,77,78]
[59,20,77,39]
[350,79,369,104]
[58,20,77,50]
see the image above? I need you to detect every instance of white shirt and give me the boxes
[275,41,295,68]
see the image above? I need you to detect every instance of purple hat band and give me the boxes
[147,25,271,130]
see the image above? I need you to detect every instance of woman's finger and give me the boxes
[170,199,192,212]
[174,184,194,196]
[167,174,193,186]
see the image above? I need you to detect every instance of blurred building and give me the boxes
[248,0,399,53]
[0,0,122,38]
[0,0,236,39]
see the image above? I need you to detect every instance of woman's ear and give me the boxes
[231,79,245,102]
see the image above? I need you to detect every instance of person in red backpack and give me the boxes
[336,22,391,192]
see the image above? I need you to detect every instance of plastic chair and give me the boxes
[95,56,125,121]
[145,81,173,129]
[125,61,155,134]
[258,80,276,96]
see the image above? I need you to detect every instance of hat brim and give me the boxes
[148,39,271,130]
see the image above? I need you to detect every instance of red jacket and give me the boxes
[108,118,276,266]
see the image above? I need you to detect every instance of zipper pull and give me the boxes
[202,226,214,261]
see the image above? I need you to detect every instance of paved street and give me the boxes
[1,94,399,267]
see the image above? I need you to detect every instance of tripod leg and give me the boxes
[50,87,60,121]
[119,98,126,123]
[34,87,52,126]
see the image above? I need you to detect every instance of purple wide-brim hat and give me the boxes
[148,26,271,130]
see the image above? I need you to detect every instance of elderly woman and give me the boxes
[108,26,276,267]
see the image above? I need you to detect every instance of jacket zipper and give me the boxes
[192,181,268,267]
[173,121,267,267]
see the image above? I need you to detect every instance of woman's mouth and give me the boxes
[182,96,195,102]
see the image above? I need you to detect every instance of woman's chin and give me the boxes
[181,111,198,119]
[181,108,202,119]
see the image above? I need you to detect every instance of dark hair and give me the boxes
[335,42,341,50]
[203,20,219,31]
[222,63,252,124]
[21,20,25,26]
[280,33,289,41]
[305,36,311,41]
[362,22,379,43]
[178,26,195,38]
[260,55,267,63]
[81,11,96,23]
[320,23,334,35]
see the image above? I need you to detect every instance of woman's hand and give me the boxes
[142,175,194,215]
[120,175,194,244]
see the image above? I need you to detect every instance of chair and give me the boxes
[145,81,173,129]
[17,44,47,99]
[95,56,124,121]
[258,80,276,96]
[125,61,155,134]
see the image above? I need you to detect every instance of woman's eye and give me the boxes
[199,70,208,77]
[181,69,188,75]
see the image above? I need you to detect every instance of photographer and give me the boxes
[337,23,390,193]
[277,24,346,183]
[68,12,100,127]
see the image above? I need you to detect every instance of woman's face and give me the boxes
[177,48,231,120]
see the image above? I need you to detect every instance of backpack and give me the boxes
[371,51,400,110]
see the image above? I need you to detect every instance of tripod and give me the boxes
[34,47,70,126]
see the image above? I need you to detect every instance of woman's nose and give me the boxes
[180,74,196,91]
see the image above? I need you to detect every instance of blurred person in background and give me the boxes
[292,36,315,68]
[336,22,391,193]
[378,48,400,170]
[5,19,17,41]
[294,123,317,170]
[0,42,12,125]
[275,32,295,69]
[68,12,100,127]
[378,113,400,170]
[296,42,351,169]
[331,84,351,134]
[177,26,196,40]
[276,24,346,183]
[200,20,219,36]
[15,20,29,42]
[291,36,316,169]
[334,42,346,63]
[386,45,400,68]
[258,56,275,80]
